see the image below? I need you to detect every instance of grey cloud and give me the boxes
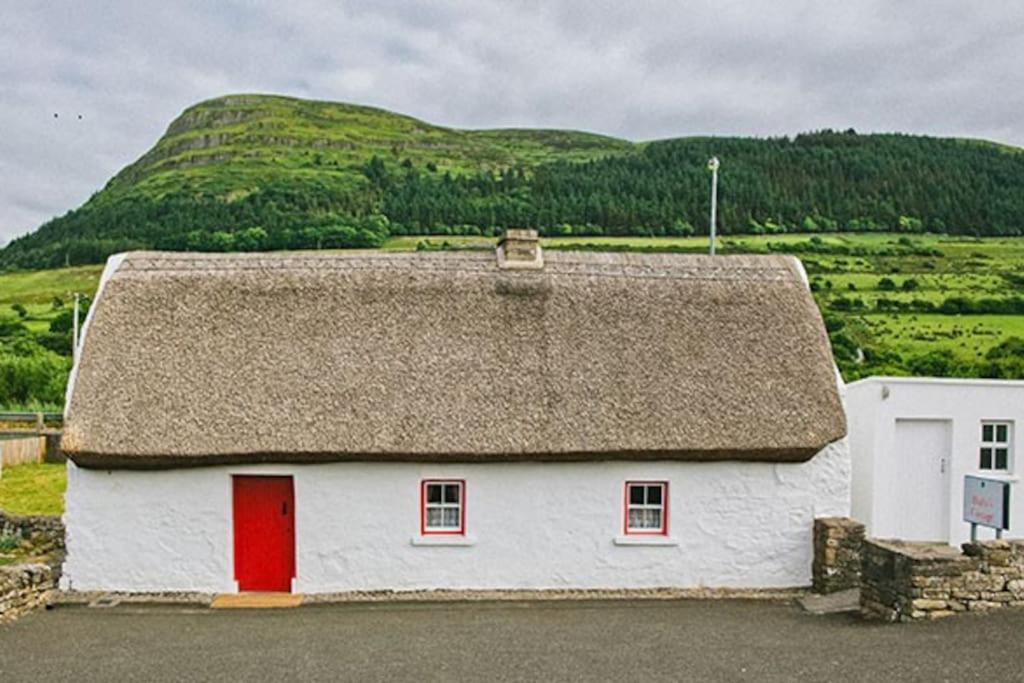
[1,0,1022,244]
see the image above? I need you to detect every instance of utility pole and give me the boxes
[707,157,720,256]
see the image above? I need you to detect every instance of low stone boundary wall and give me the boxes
[0,511,65,556]
[813,517,864,594]
[861,538,1024,622]
[0,512,65,623]
[0,564,57,623]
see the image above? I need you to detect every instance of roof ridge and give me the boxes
[116,251,800,283]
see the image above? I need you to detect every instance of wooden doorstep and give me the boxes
[210,592,303,609]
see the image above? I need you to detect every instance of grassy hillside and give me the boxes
[101,95,632,201]
[2,234,1023,410]
[4,93,1024,270]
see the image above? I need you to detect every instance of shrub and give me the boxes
[907,350,957,377]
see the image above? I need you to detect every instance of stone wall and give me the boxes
[861,538,1024,621]
[812,517,864,594]
[0,512,64,622]
[0,564,57,623]
[0,511,65,557]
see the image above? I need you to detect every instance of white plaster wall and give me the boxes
[847,377,1024,545]
[62,441,849,593]
[846,384,879,530]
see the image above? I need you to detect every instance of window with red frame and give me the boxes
[421,480,465,535]
[625,482,667,535]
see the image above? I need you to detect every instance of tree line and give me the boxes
[5,129,1024,269]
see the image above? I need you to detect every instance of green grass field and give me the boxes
[0,265,103,333]
[0,463,66,516]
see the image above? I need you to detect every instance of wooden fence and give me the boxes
[0,437,46,469]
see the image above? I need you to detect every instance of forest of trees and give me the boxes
[4,130,1024,270]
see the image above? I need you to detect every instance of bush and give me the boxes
[829,296,865,311]
[0,347,71,405]
[907,350,957,377]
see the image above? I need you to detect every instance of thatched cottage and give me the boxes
[61,231,848,594]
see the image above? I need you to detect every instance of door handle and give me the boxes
[282,502,288,516]
[940,459,946,474]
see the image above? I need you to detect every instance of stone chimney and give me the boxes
[496,229,543,270]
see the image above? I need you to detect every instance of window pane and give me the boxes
[444,484,460,504]
[629,486,644,505]
[426,507,443,527]
[996,448,1009,470]
[982,424,994,442]
[442,508,460,527]
[996,424,1008,443]
[628,509,644,529]
[647,486,662,505]
[980,448,992,469]
[649,509,662,530]
[426,484,442,504]
[641,510,654,528]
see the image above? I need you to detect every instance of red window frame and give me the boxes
[623,481,668,536]
[420,479,466,536]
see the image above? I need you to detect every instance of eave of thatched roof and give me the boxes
[62,248,846,469]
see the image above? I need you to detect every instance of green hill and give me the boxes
[4,93,1024,269]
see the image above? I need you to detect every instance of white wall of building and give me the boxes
[848,377,1024,545]
[62,440,849,593]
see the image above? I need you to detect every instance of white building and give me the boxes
[60,232,849,594]
[847,376,1023,545]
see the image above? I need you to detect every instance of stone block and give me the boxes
[967,600,1000,612]
[926,610,956,620]
[911,598,947,611]
[952,590,980,600]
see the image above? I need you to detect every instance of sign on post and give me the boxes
[964,475,1011,540]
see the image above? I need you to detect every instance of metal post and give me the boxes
[72,292,80,364]
[996,528,1003,540]
[970,523,978,543]
[707,157,720,256]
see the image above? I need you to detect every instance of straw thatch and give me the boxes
[63,248,845,469]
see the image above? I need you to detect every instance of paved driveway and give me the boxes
[1,600,1022,682]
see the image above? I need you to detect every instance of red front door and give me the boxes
[232,476,295,592]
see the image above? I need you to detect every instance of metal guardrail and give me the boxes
[0,412,64,425]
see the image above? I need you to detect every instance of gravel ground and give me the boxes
[1,599,1022,682]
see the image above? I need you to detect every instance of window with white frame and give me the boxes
[421,480,464,535]
[980,422,1012,472]
[625,482,667,535]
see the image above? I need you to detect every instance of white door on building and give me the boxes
[893,419,952,541]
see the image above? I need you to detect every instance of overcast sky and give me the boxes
[2,0,1022,245]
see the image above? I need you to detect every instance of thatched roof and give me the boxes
[62,247,845,469]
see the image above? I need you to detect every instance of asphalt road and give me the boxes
[1,600,1022,682]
